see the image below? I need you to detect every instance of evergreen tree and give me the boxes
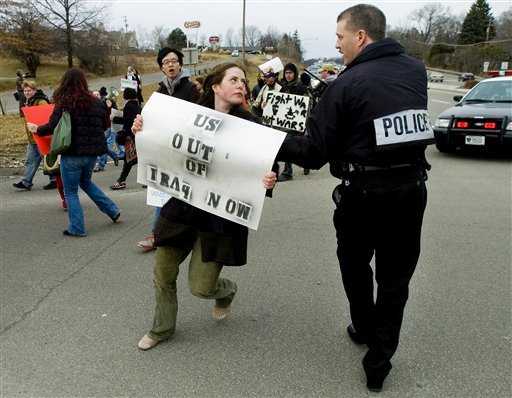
[166,28,187,50]
[459,0,496,44]
[292,30,303,61]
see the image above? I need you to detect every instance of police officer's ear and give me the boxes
[356,29,371,46]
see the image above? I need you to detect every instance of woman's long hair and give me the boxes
[52,68,96,111]
[198,63,247,110]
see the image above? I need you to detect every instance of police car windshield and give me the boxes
[464,81,512,103]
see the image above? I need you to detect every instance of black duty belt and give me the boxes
[347,163,416,172]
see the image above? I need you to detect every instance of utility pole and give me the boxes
[124,16,128,33]
[242,0,246,64]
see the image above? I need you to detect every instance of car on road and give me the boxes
[433,76,512,153]
[428,72,444,83]
[231,50,239,57]
[458,72,475,82]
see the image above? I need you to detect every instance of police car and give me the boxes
[433,76,512,153]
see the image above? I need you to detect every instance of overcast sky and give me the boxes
[104,0,511,59]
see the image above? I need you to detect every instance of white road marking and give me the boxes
[431,99,452,105]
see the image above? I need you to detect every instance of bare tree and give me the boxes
[410,3,451,44]
[224,27,234,48]
[496,7,512,39]
[243,25,261,49]
[135,25,153,50]
[151,25,168,50]
[0,0,54,76]
[259,26,281,50]
[199,33,207,48]
[32,0,106,67]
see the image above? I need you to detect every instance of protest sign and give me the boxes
[147,186,172,207]
[261,91,310,133]
[21,104,55,155]
[258,57,284,74]
[136,93,286,230]
[120,78,138,91]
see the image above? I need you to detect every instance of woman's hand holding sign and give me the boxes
[26,122,38,133]
[263,171,277,189]
[132,114,143,134]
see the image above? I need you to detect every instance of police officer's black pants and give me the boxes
[333,168,427,379]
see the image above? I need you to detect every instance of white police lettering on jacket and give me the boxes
[373,109,434,147]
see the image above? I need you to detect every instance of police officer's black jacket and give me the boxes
[277,38,428,175]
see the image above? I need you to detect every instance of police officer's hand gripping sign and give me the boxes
[276,4,432,393]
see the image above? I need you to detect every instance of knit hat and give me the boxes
[320,64,336,73]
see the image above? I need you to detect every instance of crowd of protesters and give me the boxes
[11,53,324,244]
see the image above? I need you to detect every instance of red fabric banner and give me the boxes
[21,104,55,156]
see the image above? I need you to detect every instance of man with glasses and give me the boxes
[136,48,199,252]
[277,4,432,392]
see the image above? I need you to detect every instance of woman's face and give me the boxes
[23,87,36,100]
[212,67,246,106]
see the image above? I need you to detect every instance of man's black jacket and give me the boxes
[277,38,429,174]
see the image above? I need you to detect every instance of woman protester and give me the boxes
[14,81,67,209]
[110,88,142,190]
[132,63,277,351]
[27,68,120,237]
[126,66,144,104]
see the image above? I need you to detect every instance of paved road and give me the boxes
[0,88,510,397]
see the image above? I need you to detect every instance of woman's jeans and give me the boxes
[148,238,237,341]
[22,143,54,187]
[60,155,119,236]
[96,129,124,169]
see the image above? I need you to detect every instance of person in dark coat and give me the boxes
[136,47,200,252]
[278,63,309,181]
[110,88,142,189]
[28,68,120,237]
[126,66,144,104]
[277,4,431,392]
[251,72,265,101]
[132,63,277,351]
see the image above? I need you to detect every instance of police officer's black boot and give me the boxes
[347,324,368,345]
[363,350,392,393]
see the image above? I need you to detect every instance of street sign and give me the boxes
[483,61,490,72]
[184,20,201,29]
[182,47,199,65]
[209,36,220,44]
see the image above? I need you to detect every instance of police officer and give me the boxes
[277,4,433,392]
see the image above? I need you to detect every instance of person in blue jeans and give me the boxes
[27,68,120,237]
[13,81,56,191]
[94,128,121,171]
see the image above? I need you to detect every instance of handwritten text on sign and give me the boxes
[261,91,310,133]
[136,93,286,230]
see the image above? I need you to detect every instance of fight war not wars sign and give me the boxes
[136,93,286,230]
[262,91,310,133]
[373,109,434,148]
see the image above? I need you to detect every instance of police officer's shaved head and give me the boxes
[337,4,386,41]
